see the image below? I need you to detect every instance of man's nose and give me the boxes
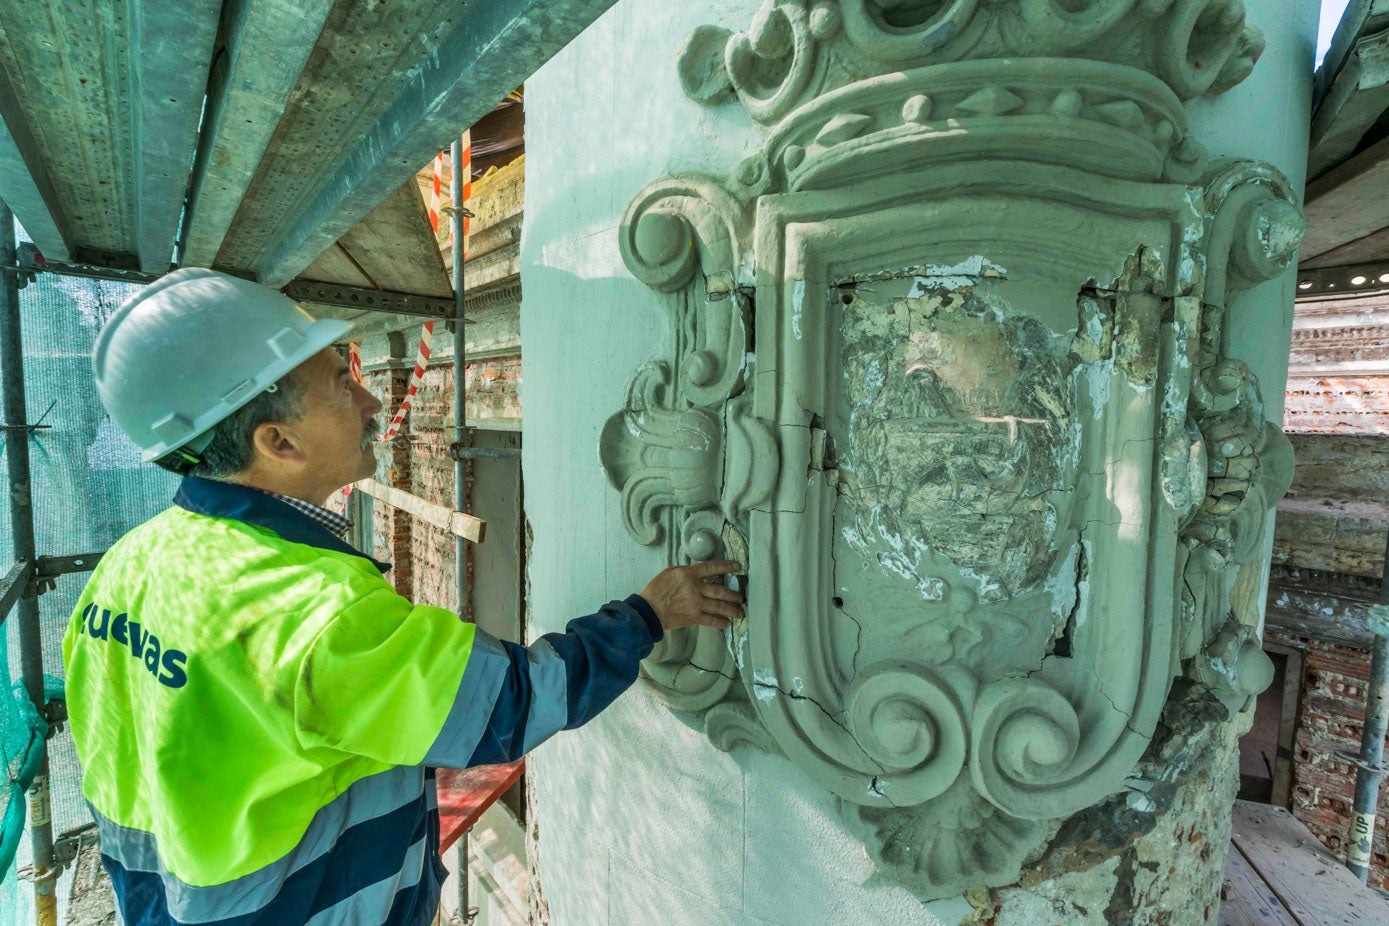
[355,381,384,416]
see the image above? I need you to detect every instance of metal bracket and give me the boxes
[283,280,462,321]
[44,698,67,738]
[25,551,106,598]
[448,443,521,461]
[0,262,37,289]
[1336,749,1389,776]
[1296,261,1389,298]
[19,822,97,883]
[15,242,160,286]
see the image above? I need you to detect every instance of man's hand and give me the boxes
[640,560,745,632]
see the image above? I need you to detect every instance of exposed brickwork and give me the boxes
[1265,629,1389,890]
[367,365,415,600]
[399,361,472,616]
[1284,375,1389,435]
[466,355,521,428]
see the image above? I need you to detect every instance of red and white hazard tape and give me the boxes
[372,133,469,449]
[379,322,434,442]
[347,340,363,385]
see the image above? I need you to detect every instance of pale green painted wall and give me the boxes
[520,2,1317,923]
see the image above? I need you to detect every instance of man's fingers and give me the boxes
[701,583,744,604]
[692,559,743,579]
[695,612,733,630]
[702,599,743,620]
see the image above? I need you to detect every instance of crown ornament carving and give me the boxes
[680,0,1262,191]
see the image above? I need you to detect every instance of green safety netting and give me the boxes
[2,218,174,921]
[1,676,61,874]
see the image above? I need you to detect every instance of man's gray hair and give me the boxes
[187,372,306,478]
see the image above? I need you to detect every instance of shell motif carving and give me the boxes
[603,0,1302,899]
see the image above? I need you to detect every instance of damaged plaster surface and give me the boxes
[836,271,1072,601]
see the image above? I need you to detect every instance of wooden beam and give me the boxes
[1301,134,1389,263]
[355,478,486,544]
[1308,23,1389,181]
[1265,576,1380,650]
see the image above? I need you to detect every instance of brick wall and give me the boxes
[403,361,468,613]
[467,355,521,428]
[369,365,416,599]
[1266,628,1389,889]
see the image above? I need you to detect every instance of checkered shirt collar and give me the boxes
[259,490,352,539]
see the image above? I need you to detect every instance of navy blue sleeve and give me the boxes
[448,595,663,767]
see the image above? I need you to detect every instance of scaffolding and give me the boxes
[0,135,508,920]
[0,207,176,923]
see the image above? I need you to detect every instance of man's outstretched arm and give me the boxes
[438,560,745,767]
[293,561,743,768]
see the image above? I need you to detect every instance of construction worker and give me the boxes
[62,268,744,925]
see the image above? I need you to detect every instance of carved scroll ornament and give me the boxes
[600,0,1303,899]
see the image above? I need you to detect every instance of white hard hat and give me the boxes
[93,268,351,464]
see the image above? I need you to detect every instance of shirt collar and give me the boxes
[258,489,352,539]
[173,476,390,574]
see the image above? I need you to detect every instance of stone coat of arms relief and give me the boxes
[599,0,1303,898]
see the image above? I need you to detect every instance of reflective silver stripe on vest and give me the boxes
[303,833,430,926]
[520,638,569,753]
[422,629,512,766]
[91,764,425,921]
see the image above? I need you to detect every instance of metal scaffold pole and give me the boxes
[0,204,58,923]
[449,138,473,925]
[1348,527,1389,883]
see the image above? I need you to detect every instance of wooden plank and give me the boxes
[1308,27,1389,182]
[1230,800,1389,924]
[355,478,486,543]
[1220,842,1300,925]
[1301,225,1389,270]
[1266,573,1381,650]
[1302,135,1389,263]
[436,760,524,855]
[336,179,452,298]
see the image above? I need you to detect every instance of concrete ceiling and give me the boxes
[0,0,613,293]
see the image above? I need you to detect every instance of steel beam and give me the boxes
[254,0,620,287]
[181,0,337,268]
[1295,260,1389,298]
[129,0,221,273]
[16,243,160,287]
[0,67,72,260]
[283,280,458,320]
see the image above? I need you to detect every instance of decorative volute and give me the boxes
[600,0,1303,898]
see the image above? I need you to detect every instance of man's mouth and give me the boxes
[361,419,379,451]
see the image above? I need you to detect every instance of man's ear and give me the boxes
[250,420,306,466]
